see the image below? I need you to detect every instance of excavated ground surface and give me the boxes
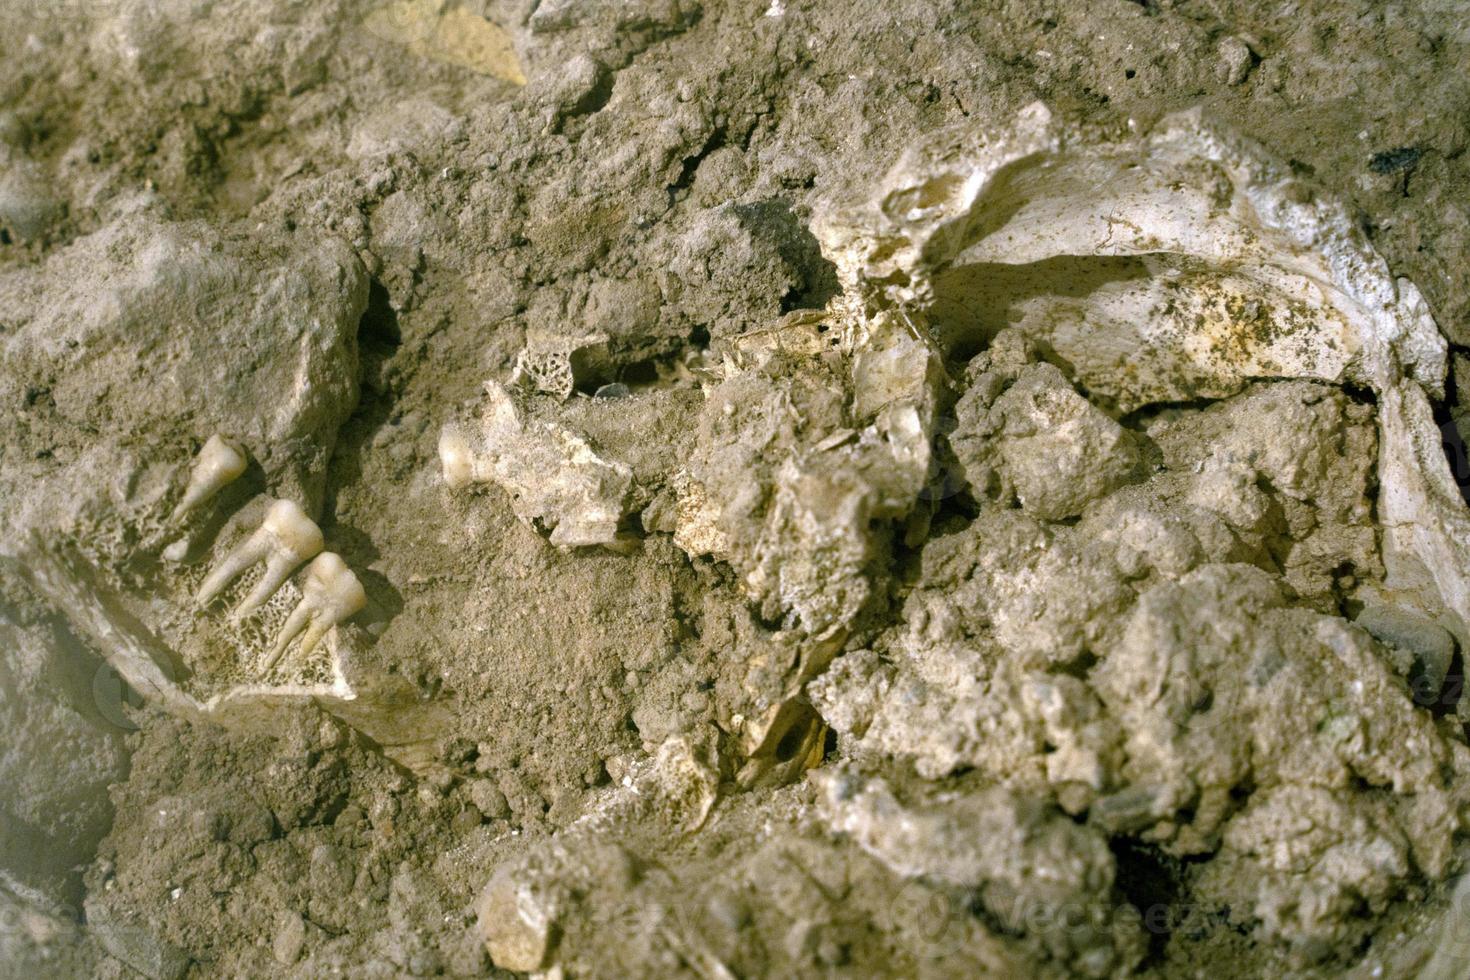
[3,1,1470,978]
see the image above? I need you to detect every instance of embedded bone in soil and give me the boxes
[8,7,1470,980]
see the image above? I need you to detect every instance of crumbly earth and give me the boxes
[3,1,1470,978]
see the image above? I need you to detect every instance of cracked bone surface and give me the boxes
[262,551,366,672]
[196,497,324,615]
[169,434,248,522]
[817,102,1466,642]
[788,103,1470,960]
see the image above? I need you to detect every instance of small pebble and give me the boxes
[1217,36,1254,86]
[273,911,306,965]
[452,804,484,833]
[468,780,511,820]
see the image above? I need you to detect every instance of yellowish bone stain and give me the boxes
[364,1,527,85]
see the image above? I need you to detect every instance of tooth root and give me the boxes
[171,435,248,522]
[293,619,336,662]
[196,498,323,610]
[262,553,367,674]
[262,602,315,673]
[234,552,304,617]
[264,617,332,676]
[197,533,271,605]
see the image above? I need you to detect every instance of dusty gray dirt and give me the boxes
[3,1,1470,978]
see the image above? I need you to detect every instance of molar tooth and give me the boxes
[196,498,324,613]
[262,552,367,672]
[171,435,248,522]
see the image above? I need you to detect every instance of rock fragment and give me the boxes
[85,907,190,980]
[675,314,941,632]
[953,361,1140,520]
[0,207,367,521]
[1217,35,1256,86]
[477,863,560,972]
[0,159,62,241]
[272,911,306,965]
[1354,603,1456,706]
[363,2,526,84]
[814,767,1145,977]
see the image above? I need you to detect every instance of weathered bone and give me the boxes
[815,103,1468,643]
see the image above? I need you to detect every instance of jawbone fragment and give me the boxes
[440,380,634,548]
[7,436,448,775]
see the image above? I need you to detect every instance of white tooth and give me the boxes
[262,552,367,673]
[171,435,247,522]
[196,498,323,613]
[438,424,478,489]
